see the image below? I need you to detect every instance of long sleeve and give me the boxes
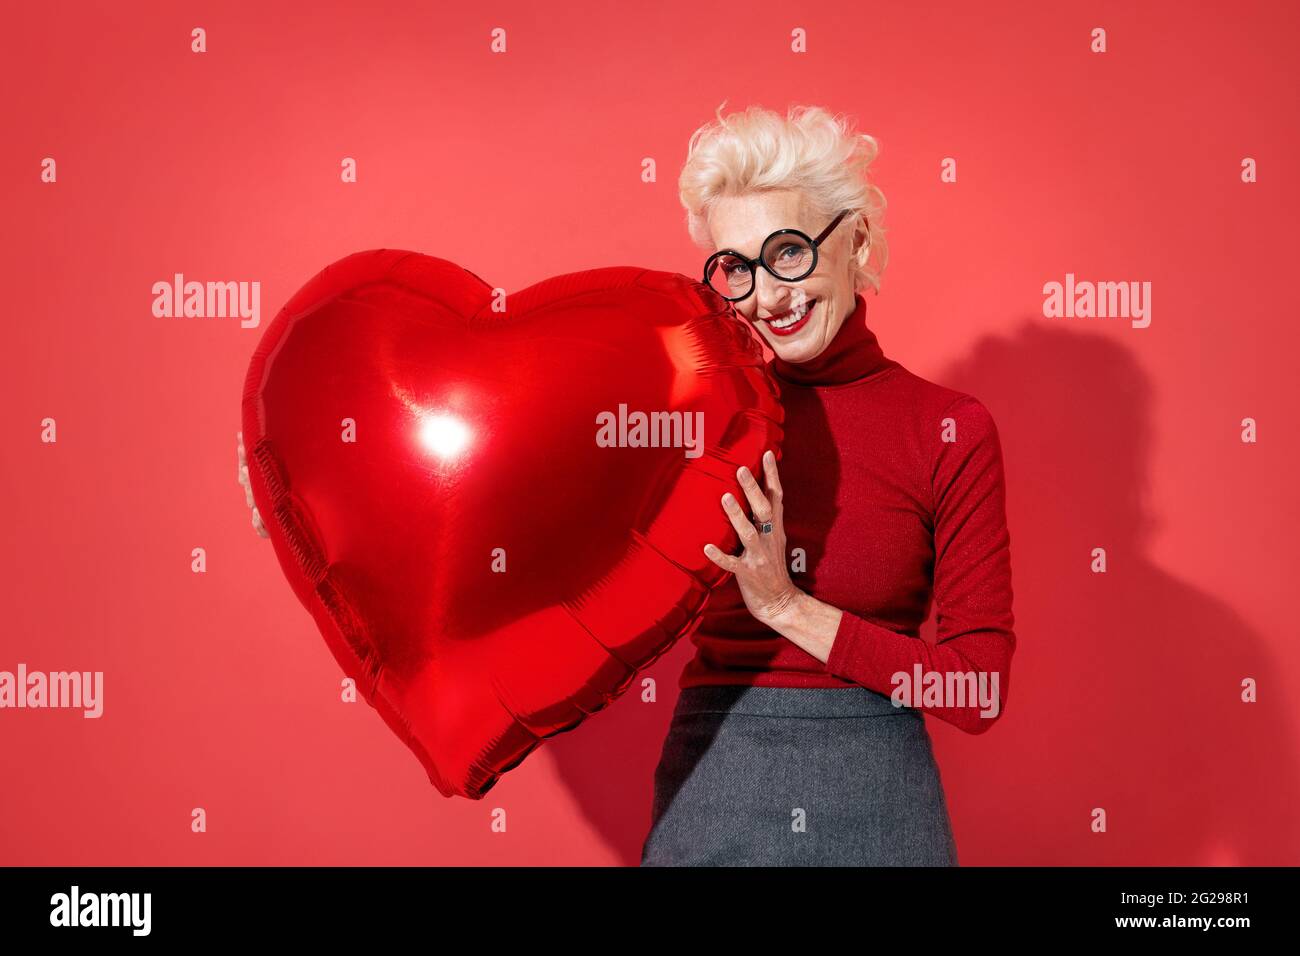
[822,395,1016,734]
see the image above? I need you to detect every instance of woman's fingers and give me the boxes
[761,450,783,509]
[238,431,270,538]
[720,492,759,546]
[702,542,739,572]
[736,466,773,525]
[237,434,255,506]
[708,455,784,572]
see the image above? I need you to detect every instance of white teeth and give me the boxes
[770,300,815,329]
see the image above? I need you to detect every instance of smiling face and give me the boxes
[706,189,867,364]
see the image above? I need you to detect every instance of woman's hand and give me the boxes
[703,449,803,627]
[237,431,269,538]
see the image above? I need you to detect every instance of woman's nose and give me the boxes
[751,268,792,314]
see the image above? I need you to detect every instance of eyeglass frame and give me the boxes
[701,208,865,303]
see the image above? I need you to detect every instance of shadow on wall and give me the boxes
[543,317,1300,866]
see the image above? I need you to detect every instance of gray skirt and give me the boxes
[639,684,959,866]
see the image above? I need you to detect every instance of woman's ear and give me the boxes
[855,216,871,254]
[849,219,870,277]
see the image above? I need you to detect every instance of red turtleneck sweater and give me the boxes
[679,293,1016,734]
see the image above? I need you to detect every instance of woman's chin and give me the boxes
[764,325,821,362]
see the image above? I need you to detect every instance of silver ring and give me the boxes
[758,519,774,534]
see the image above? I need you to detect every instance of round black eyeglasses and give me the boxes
[702,208,863,302]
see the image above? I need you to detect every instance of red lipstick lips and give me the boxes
[764,298,817,337]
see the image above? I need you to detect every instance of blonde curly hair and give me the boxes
[678,103,889,295]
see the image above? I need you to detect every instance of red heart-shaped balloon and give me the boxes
[241,250,783,798]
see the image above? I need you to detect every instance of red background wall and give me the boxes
[3,0,1297,865]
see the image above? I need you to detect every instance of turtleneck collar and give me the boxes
[769,293,897,387]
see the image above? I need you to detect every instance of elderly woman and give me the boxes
[639,104,1016,866]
